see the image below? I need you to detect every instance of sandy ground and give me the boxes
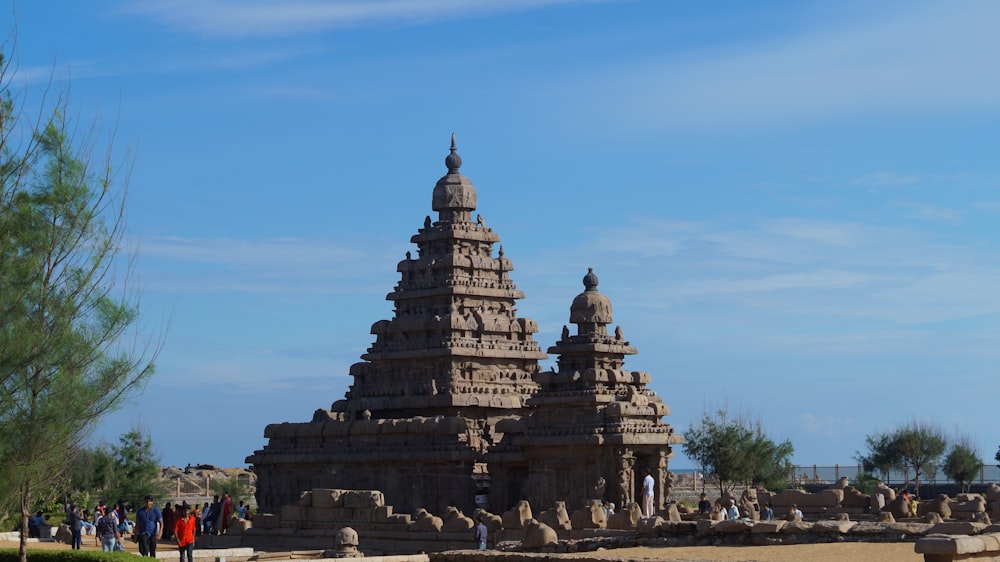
[3,537,925,561]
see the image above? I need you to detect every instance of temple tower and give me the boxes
[493,269,683,512]
[248,137,547,515]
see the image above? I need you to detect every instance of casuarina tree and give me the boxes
[0,46,157,562]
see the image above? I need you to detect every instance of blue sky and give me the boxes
[8,0,1000,472]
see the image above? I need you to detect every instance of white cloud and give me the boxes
[119,0,609,38]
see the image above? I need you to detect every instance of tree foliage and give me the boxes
[942,437,983,493]
[682,410,794,493]
[856,420,948,496]
[0,46,156,561]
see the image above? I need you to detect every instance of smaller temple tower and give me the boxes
[494,269,683,512]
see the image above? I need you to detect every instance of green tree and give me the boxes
[855,431,903,481]
[683,410,794,493]
[856,421,947,497]
[942,437,983,493]
[104,428,169,508]
[0,48,156,561]
[895,420,947,497]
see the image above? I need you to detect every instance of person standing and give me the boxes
[136,495,164,557]
[96,508,119,552]
[66,504,83,550]
[220,493,233,534]
[473,517,488,550]
[697,493,711,515]
[174,505,197,562]
[641,469,655,517]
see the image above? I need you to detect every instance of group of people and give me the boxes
[697,492,783,521]
[46,492,251,558]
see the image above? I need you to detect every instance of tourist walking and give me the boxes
[136,495,164,557]
[174,505,197,562]
[641,469,655,517]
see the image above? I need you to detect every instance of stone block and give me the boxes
[637,516,665,534]
[780,521,814,534]
[281,505,304,521]
[915,535,986,555]
[887,522,933,535]
[810,520,855,534]
[979,533,1000,550]
[752,520,786,534]
[714,519,752,533]
[848,521,890,535]
[342,490,384,508]
[310,488,343,508]
[695,519,717,534]
[253,513,278,529]
[375,505,393,522]
[308,507,336,522]
[927,521,987,535]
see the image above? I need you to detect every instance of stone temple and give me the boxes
[247,136,683,518]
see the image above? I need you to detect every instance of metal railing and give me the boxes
[788,464,1000,487]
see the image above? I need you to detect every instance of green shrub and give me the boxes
[0,550,144,562]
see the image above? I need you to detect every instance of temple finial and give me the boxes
[445,133,462,174]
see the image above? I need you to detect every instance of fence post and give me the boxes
[835,464,839,481]
[813,465,818,482]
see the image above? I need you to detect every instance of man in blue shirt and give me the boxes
[135,495,163,557]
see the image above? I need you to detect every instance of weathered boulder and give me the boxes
[927,494,952,519]
[638,515,666,534]
[607,502,640,530]
[54,524,72,544]
[876,511,895,523]
[409,508,443,532]
[665,502,682,522]
[441,506,474,532]
[536,501,571,531]
[473,508,503,532]
[227,516,251,535]
[840,486,870,509]
[570,499,607,530]
[502,500,532,530]
[522,519,558,549]
[884,495,913,520]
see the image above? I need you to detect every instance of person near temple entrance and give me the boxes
[473,517,488,550]
[642,469,655,517]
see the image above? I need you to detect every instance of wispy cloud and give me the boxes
[119,0,608,38]
[572,2,1000,131]
[138,235,401,294]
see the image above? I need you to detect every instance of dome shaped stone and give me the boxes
[570,268,613,325]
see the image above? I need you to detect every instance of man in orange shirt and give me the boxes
[174,505,197,562]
